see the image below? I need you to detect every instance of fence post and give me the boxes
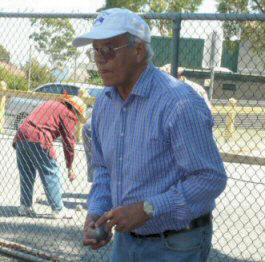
[0,81,7,133]
[76,88,88,143]
[171,14,181,78]
[224,97,237,141]
[208,31,218,100]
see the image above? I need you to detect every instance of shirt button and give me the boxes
[120,132,124,137]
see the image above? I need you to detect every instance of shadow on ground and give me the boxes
[0,220,112,262]
[0,207,261,262]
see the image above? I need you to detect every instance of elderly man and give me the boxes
[73,8,227,262]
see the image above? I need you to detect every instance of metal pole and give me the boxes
[171,14,181,77]
[208,31,217,100]
[28,45,32,90]
[74,54,77,82]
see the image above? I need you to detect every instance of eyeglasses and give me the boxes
[86,43,130,62]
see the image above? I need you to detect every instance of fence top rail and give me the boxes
[0,11,264,21]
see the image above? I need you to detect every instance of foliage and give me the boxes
[101,0,202,12]
[99,0,203,35]
[217,0,265,52]
[23,58,56,90]
[0,45,10,63]
[0,67,27,90]
[218,0,265,13]
[29,18,80,67]
[86,71,104,85]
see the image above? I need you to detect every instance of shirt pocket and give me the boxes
[144,132,169,158]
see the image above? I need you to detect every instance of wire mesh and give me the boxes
[0,11,264,262]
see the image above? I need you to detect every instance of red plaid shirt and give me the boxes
[13,100,78,169]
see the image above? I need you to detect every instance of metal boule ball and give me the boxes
[91,225,108,241]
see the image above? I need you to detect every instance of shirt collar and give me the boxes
[104,63,156,99]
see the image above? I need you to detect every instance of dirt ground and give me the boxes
[0,253,19,261]
[1,131,265,261]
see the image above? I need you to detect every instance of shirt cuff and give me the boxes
[146,183,191,221]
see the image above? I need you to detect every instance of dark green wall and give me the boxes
[151,36,239,72]
[221,41,240,72]
[151,36,204,69]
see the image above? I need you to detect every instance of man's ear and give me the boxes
[135,42,147,63]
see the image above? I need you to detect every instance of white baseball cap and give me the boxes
[72,8,151,47]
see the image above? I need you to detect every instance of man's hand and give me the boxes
[83,214,112,250]
[68,168,76,182]
[96,202,150,233]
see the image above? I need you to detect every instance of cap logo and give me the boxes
[94,16,104,25]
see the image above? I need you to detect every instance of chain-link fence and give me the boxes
[0,11,265,262]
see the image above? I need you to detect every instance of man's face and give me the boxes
[92,34,138,88]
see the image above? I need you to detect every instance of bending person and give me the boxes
[13,93,87,219]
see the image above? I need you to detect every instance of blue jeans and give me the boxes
[111,223,212,262]
[16,140,63,211]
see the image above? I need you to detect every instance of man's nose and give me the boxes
[95,55,108,65]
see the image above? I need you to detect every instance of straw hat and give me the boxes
[60,92,87,123]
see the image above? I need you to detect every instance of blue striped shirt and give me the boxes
[88,64,227,235]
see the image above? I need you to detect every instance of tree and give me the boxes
[0,44,10,63]
[99,0,203,35]
[101,0,202,12]
[217,0,265,52]
[23,58,56,90]
[29,18,79,67]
